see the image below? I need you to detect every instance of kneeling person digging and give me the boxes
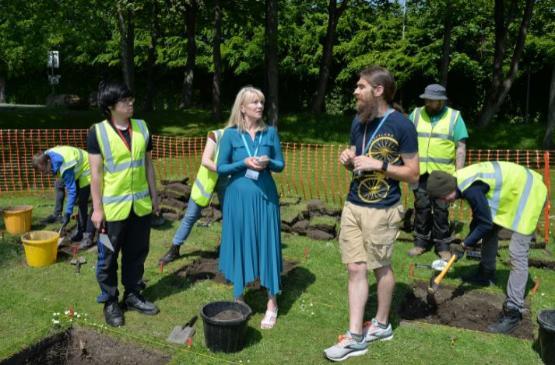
[426,161,547,334]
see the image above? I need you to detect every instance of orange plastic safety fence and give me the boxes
[0,129,553,243]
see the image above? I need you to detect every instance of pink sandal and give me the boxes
[260,308,278,329]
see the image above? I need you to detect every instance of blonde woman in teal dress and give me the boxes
[217,86,284,329]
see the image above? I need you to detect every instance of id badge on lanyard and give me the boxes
[242,133,262,180]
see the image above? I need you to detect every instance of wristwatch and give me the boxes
[381,160,389,172]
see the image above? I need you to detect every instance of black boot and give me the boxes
[70,230,84,242]
[462,265,496,287]
[104,301,124,327]
[124,292,159,315]
[159,245,180,265]
[488,305,522,334]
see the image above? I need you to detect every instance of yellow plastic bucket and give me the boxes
[21,231,59,268]
[3,205,33,235]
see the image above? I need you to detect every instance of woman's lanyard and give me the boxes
[361,109,393,156]
[241,132,262,157]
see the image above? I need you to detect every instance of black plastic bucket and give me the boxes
[200,301,252,353]
[538,309,555,365]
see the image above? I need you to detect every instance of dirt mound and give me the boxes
[3,327,170,364]
[399,281,534,340]
[175,256,299,289]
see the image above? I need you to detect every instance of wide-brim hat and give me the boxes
[419,84,448,100]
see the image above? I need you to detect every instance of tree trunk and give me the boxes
[311,0,348,113]
[117,3,135,92]
[477,0,534,127]
[440,0,452,87]
[543,65,555,149]
[180,0,198,109]
[265,0,279,126]
[143,2,160,112]
[212,0,222,121]
[0,76,5,103]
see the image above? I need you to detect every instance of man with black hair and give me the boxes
[427,161,547,334]
[88,81,160,327]
[32,147,94,249]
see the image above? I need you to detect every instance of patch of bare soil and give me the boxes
[398,281,534,340]
[175,255,299,289]
[2,327,170,364]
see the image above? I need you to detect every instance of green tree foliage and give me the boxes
[0,0,553,136]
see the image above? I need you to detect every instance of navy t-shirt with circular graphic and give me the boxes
[346,110,418,208]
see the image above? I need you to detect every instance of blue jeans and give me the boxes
[171,183,226,246]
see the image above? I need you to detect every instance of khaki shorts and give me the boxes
[339,201,404,270]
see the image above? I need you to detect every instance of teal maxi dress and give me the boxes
[216,126,284,298]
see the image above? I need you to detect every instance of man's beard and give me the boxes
[357,97,379,123]
[425,104,442,116]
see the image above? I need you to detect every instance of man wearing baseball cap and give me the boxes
[426,162,547,334]
[408,84,468,261]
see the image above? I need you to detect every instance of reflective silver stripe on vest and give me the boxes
[488,162,503,219]
[97,122,146,173]
[135,119,149,142]
[60,148,81,173]
[511,168,533,231]
[415,107,457,141]
[194,178,211,199]
[457,162,502,218]
[102,190,150,205]
[413,107,421,129]
[417,132,453,140]
[420,157,454,164]
[448,110,459,137]
[81,170,91,177]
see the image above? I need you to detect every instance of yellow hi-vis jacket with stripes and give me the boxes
[412,106,460,175]
[46,146,91,187]
[190,129,224,207]
[94,119,152,222]
[456,161,547,235]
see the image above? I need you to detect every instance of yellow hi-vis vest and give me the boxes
[94,119,152,222]
[455,161,547,235]
[190,129,224,207]
[412,106,460,175]
[47,146,91,188]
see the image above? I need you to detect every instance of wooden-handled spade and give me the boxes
[427,254,458,294]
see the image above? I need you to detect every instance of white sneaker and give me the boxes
[324,332,368,362]
[363,318,393,342]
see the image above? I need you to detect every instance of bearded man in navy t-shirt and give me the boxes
[324,66,419,362]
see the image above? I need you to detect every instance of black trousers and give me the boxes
[76,184,94,235]
[96,211,151,303]
[53,178,65,216]
[413,174,451,252]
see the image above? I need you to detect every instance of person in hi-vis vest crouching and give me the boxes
[426,161,547,334]
[88,81,160,327]
[158,128,229,265]
[32,146,95,249]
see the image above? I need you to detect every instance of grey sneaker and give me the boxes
[363,318,393,342]
[324,332,368,362]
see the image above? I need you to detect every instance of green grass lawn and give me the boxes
[0,105,550,148]
[1,192,554,364]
